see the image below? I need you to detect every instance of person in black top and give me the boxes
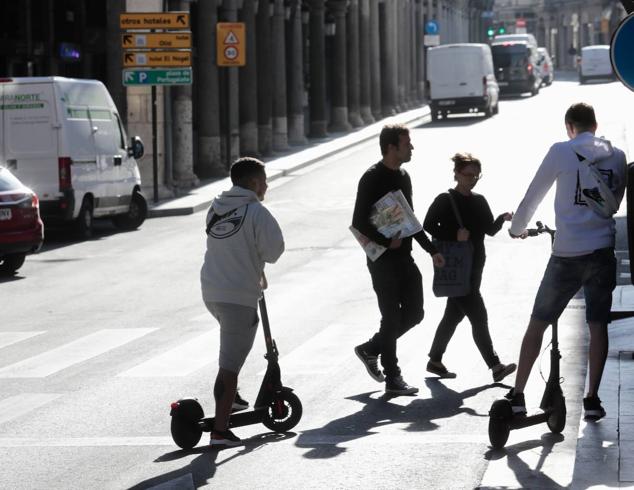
[423,152,516,382]
[352,124,445,395]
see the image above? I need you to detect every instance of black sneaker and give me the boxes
[504,388,527,415]
[427,360,457,379]
[232,391,249,412]
[492,363,517,382]
[583,396,606,420]
[385,375,419,395]
[210,429,242,447]
[354,345,385,382]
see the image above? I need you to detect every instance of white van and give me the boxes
[579,45,614,84]
[427,43,499,121]
[0,77,146,237]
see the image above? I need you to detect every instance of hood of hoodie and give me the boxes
[211,185,259,215]
[570,131,614,164]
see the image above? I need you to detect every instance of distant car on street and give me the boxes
[426,43,499,121]
[0,166,44,275]
[537,47,554,86]
[578,45,614,84]
[491,39,543,96]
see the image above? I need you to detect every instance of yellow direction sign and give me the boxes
[122,32,192,49]
[120,12,190,30]
[216,23,246,67]
[123,51,192,67]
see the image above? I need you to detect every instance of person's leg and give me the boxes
[428,298,464,362]
[586,321,608,397]
[213,368,238,431]
[513,317,549,393]
[397,259,425,338]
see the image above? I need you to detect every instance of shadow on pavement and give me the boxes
[295,379,501,459]
[481,433,566,489]
[129,432,295,489]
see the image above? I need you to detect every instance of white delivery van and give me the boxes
[0,76,146,237]
[579,45,614,84]
[427,43,499,121]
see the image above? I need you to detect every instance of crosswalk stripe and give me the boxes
[118,330,217,377]
[0,328,156,378]
[0,393,62,425]
[260,323,360,375]
[0,331,45,350]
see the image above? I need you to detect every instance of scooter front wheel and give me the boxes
[262,390,303,432]
[488,399,512,449]
[546,395,566,434]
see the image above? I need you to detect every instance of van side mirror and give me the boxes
[128,136,144,159]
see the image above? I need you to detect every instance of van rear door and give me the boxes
[2,81,59,201]
[429,47,484,99]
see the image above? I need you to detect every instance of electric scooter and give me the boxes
[169,293,303,450]
[488,222,566,449]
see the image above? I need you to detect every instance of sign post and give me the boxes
[120,11,192,203]
[216,23,246,169]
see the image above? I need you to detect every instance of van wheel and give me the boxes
[0,254,26,275]
[431,111,439,122]
[75,198,93,239]
[112,191,148,231]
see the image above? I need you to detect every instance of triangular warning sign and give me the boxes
[224,31,239,45]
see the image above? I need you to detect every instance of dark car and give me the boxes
[491,41,542,96]
[0,166,44,275]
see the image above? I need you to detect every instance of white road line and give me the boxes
[118,330,217,377]
[0,331,45,350]
[260,323,361,375]
[0,393,62,425]
[0,328,156,378]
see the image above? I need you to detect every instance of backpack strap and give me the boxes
[447,190,464,228]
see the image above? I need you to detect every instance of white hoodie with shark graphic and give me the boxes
[510,132,627,256]
[200,185,285,308]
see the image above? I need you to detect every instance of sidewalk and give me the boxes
[147,104,431,218]
[571,315,634,488]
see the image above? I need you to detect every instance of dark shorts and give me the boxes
[531,248,616,324]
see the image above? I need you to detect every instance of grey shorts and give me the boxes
[205,301,259,374]
[531,248,616,324]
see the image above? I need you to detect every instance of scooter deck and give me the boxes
[199,408,267,431]
[509,411,550,430]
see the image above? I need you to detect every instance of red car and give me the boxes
[0,166,44,275]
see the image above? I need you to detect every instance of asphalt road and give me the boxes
[1,75,633,489]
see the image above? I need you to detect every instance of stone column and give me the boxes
[358,0,374,123]
[272,0,289,150]
[223,0,240,165]
[397,2,406,110]
[256,0,273,155]
[380,0,397,116]
[196,0,223,176]
[170,0,197,188]
[369,0,381,120]
[309,0,328,137]
[288,0,307,145]
[239,0,258,156]
[106,0,126,122]
[346,0,364,127]
[415,0,425,102]
[328,0,352,132]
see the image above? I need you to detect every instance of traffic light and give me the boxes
[487,27,495,37]
[497,25,506,34]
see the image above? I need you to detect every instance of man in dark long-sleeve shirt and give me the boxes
[352,124,444,395]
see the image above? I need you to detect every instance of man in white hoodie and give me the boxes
[201,157,285,446]
[506,102,626,420]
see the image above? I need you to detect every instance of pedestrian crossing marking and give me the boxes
[0,328,156,378]
[118,330,217,377]
[0,393,62,425]
[259,323,360,375]
[0,331,45,350]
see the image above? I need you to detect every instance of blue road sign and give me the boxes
[425,20,439,35]
[611,14,634,91]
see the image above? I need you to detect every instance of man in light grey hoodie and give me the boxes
[506,102,627,420]
[201,157,284,446]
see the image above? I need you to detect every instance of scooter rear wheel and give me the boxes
[170,398,204,449]
[262,391,302,432]
[546,395,566,434]
[488,399,512,449]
